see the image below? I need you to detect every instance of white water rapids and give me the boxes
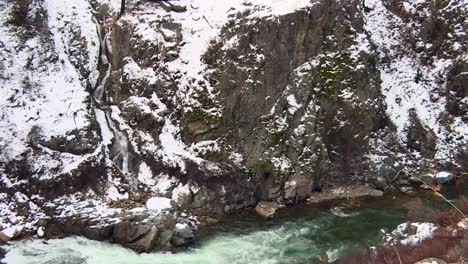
[2,203,409,264]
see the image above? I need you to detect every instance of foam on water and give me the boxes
[2,205,406,264]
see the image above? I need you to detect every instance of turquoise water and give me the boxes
[2,181,466,264]
[2,202,406,264]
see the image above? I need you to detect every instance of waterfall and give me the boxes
[91,15,131,176]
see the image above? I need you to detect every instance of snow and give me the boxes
[158,118,203,172]
[171,183,191,202]
[122,57,158,85]
[137,162,155,187]
[434,171,452,179]
[363,0,468,160]
[95,0,121,14]
[271,156,292,172]
[1,226,22,239]
[106,186,129,201]
[154,174,177,194]
[95,109,114,146]
[0,0,100,185]
[386,222,437,246]
[145,197,173,212]
[37,227,45,237]
[228,152,244,166]
[286,95,302,115]
[52,192,121,221]
[175,223,188,230]
[458,218,468,230]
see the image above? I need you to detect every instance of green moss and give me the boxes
[186,108,222,124]
[315,51,357,99]
[271,131,283,145]
[434,0,446,9]
[254,160,274,175]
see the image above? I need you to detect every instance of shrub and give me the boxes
[8,0,31,27]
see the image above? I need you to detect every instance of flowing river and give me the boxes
[2,181,466,264]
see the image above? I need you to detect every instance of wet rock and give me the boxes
[372,177,389,191]
[399,186,416,196]
[110,217,160,252]
[255,201,279,220]
[173,223,194,246]
[408,176,420,184]
[420,184,432,190]
[367,189,384,197]
[113,221,153,245]
[283,180,298,200]
[127,226,158,253]
[395,179,411,186]
[204,217,219,225]
[157,229,173,250]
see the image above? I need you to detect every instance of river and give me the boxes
[2,181,466,264]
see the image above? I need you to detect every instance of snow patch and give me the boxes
[385,222,437,246]
[146,197,174,212]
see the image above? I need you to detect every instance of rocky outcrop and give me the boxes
[43,209,196,253]
[306,185,383,204]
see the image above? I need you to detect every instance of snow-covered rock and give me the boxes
[383,222,437,246]
[145,197,175,213]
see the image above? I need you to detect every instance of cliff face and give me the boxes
[0,0,466,251]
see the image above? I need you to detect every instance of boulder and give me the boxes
[395,179,411,186]
[113,221,150,243]
[367,189,384,197]
[157,229,174,250]
[173,223,194,246]
[128,226,158,253]
[255,201,279,220]
[399,186,416,196]
[372,177,389,191]
[113,221,158,252]
[0,226,22,242]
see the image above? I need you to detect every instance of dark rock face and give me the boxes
[200,0,387,201]
[406,109,436,158]
[446,62,468,117]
